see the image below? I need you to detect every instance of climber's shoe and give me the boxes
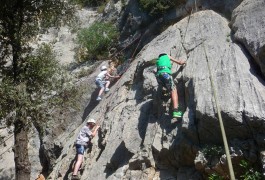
[71,175,80,180]
[171,118,179,123]
[104,88,110,92]
[172,111,183,118]
[96,96,102,101]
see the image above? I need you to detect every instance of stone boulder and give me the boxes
[231,0,265,77]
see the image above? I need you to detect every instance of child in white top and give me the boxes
[95,65,120,101]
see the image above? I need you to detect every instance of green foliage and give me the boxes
[208,173,223,180]
[0,44,81,125]
[139,0,186,16]
[22,44,60,93]
[0,79,16,121]
[77,22,119,62]
[97,0,109,14]
[0,1,74,177]
[69,0,106,7]
[202,145,223,158]
[1,45,47,122]
[53,81,87,110]
[0,0,74,81]
[240,160,262,180]
[149,58,157,65]
[69,0,109,13]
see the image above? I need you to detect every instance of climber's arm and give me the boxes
[168,55,186,65]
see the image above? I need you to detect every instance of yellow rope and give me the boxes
[195,1,235,177]
[201,40,235,180]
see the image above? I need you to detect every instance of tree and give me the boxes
[0,1,74,179]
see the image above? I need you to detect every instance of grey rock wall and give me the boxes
[47,9,265,179]
[1,0,263,179]
[231,0,265,77]
[36,8,99,65]
[28,125,42,180]
[0,126,15,180]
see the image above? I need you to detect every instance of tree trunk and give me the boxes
[14,120,31,180]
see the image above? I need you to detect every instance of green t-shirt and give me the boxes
[156,54,172,75]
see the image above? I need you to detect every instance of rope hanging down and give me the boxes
[197,12,236,180]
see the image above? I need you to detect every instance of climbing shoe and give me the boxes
[71,175,80,180]
[172,111,183,118]
[96,96,102,101]
[105,88,110,92]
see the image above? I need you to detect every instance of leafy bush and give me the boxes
[22,44,61,94]
[139,0,186,16]
[202,145,223,158]
[240,160,262,180]
[77,22,119,62]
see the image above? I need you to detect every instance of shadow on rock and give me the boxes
[82,89,99,122]
[104,141,133,178]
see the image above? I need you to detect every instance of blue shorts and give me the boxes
[76,144,86,155]
[95,79,108,88]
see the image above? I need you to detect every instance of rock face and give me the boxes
[0,126,15,180]
[47,9,265,180]
[1,1,265,180]
[37,8,99,65]
[231,0,265,77]
[28,125,42,180]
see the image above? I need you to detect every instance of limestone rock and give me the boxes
[47,9,265,180]
[0,126,15,180]
[1,1,262,180]
[28,124,42,180]
[37,8,99,65]
[231,0,265,77]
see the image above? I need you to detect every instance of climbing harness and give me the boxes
[157,66,168,70]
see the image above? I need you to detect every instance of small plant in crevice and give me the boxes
[208,173,223,180]
[239,160,262,180]
[226,33,231,42]
[201,145,223,159]
[97,0,110,14]
[138,0,186,16]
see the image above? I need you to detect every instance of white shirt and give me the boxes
[76,126,92,146]
[96,70,108,80]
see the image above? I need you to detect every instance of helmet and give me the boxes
[87,118,96,124]
[101,66,107,71]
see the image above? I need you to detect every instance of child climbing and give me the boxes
[95,65,120,101]
[156,53,186,118]
[71,119,100,180]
